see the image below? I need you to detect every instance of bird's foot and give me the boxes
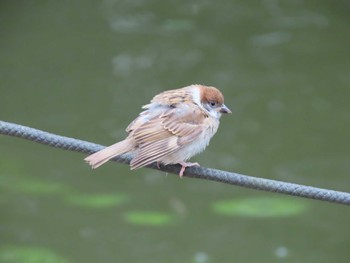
[178,161,200,177]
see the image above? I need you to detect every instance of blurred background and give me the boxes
[1,1,350,262]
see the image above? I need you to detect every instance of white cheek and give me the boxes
[209,109,221,119]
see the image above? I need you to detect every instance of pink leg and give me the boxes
[178,161,200,177]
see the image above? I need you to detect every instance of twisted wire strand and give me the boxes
[1,120,349,206]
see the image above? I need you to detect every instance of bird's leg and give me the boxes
[156,161,161,169]
[178,161,200,177]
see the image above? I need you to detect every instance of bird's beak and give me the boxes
[220,104,232,114]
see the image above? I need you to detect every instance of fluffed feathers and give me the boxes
[84,84,231,176]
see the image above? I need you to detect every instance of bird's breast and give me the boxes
[159,118,219,164]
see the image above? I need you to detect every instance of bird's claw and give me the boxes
[178,162,200,177]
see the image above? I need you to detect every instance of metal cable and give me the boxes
[1,120,349,206]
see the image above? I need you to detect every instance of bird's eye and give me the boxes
[209,101,216,107]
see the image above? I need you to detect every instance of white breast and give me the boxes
[159,118,219,165]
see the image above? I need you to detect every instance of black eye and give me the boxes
[209,101,216,107]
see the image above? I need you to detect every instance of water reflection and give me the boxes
[1,1,350,263]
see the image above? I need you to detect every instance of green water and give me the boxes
[1,1,350,262]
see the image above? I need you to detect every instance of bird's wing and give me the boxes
[129,104,206,169]
[142,87,194,109]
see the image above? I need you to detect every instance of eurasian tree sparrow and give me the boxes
[84,84,231,177]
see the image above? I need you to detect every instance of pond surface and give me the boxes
[1,1,350,262]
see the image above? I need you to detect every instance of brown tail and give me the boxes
[84,139,134,169]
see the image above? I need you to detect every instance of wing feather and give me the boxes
[130,137,179,169]
[142,88,193,109]
[129,100,208,169]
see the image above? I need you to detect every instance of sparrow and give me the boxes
[84,84,231,177]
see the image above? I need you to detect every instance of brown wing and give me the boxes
[130,105,206,169]
[142,88,194,109]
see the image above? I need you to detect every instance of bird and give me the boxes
[84,84,231,177]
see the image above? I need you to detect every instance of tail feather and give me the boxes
[84,139,133,169]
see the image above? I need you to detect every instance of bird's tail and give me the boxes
[84,139,134,169]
